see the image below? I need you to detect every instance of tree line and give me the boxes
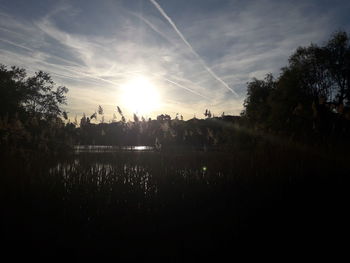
[1,31,349,155]
[242,31,350,144]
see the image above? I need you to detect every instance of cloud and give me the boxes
[149,0,238,96]
[0,0,349,120]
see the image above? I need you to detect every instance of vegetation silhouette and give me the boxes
[0,65,72,154]
[1,31,349,258]
[242,31,350,146]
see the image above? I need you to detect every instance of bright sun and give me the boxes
[121,76,161,116]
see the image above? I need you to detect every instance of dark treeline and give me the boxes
[242,31,350,148]
[1,31,350,155]
[75,114,244,150]
[59,30,350,154]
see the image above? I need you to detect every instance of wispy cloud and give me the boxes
[0,0,349,120]
[149,0,238,96]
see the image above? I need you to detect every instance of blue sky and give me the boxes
[0,0,349,120]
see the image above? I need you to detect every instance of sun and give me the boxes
[121,76,161,116]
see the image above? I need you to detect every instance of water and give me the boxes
[50,150,223,196]
[3,146,346,253]
[74,145,154,153]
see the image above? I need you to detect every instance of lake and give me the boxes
[1,145,348,257]
[74,145,155,153]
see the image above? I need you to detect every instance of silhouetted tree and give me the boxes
[324,31,350,104]
[157,114,171,122]
[0,65,26,118]
[242,31,350,142]
[242,73,275,126]
[0,64,71,153]
[0,65,68,119]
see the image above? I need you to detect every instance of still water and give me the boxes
[74,145,154,153]
[49,147,236,197]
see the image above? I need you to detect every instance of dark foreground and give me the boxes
[1,145,349,260]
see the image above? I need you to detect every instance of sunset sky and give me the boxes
[1,0,349,121]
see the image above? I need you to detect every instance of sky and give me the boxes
[0,0,349,121]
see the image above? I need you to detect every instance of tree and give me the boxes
[23,71,68,119]
[0,64,70,153]
[242,31,350,138]
[0,65,27,118]
[242,73,275,126]
[0,65,68,119]
[157,114,171,122]
[324,31,350,104]
[268,67,313,132]
[285,31,350,105]
[288,45,333,100]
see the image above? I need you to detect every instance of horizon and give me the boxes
[1,0,350,121]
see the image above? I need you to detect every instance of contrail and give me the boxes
[130,12,174,44]
[156,75,209,100]
[149,0,238,96]
[0,38,34,52]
